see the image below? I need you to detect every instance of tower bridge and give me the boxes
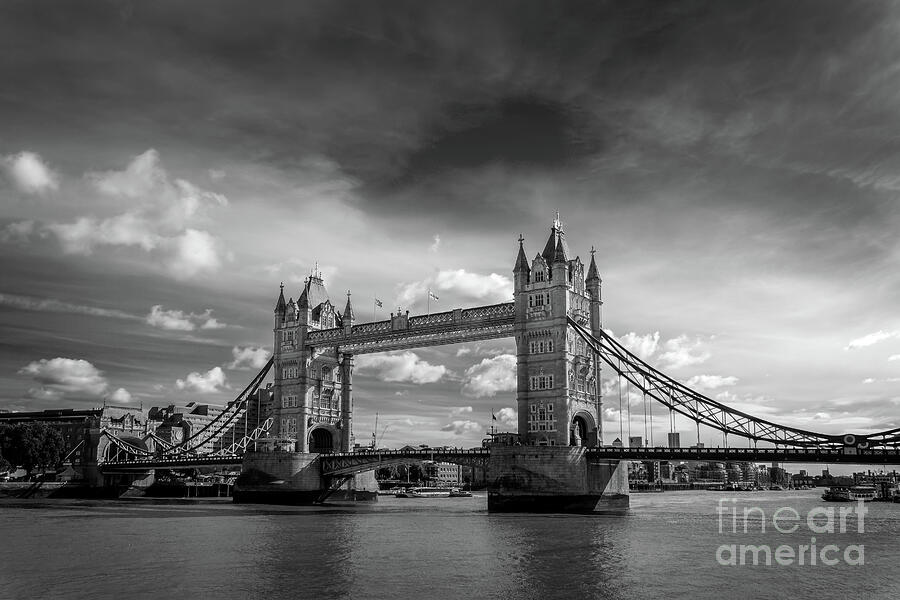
[93,217,900,511]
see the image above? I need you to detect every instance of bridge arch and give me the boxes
[309,425,337,454]
[571,411,596,447]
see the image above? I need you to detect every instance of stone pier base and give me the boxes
[233,451,378,504]
[487,446,629,513]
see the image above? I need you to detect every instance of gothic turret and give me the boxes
[343,290,354,325]
[274,282,286,323]
[586,250,600,283]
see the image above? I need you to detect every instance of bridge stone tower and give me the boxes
[513,216,603,447]
[272,273,354,453]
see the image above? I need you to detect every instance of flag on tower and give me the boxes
[428,291,439,301]
[374,298,383,308]
[492,411,497,421]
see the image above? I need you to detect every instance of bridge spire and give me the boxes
[514,233,530,274]
[343,289,354,324]
[274,282,286,317]
[587,247,600,282]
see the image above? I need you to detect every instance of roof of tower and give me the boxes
[514,235,530,273]
[274,282,286,315]
[553,235,568,263]
[298,274,330,310]
[541,217,571,264]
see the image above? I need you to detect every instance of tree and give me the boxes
[0,422,65,475]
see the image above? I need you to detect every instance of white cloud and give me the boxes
[0,292,136,320]
[2,151,59,194]
[496,407,517,427]
[456,347,472,357]
[658,335,711,370]
[175,366,228,393]
[451,406,473,416]
[355,351,446,384]
[888,355,900,362]
[440,420,482,435]
[108,387,133,403]
[164,228,223,279]
[145,305,226,331]
[18,357,109,400]
[619,331,660,360]
[429,234,441,253]
[146,305,195,331]
[685,374,738,390]
[462,354,516,398]
[396,269,513,308]
[42,149,228,279]
[862,378,876,384]
[228,346,272,370]
[845,330,899,350]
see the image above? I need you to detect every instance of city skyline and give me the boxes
[2,1,900,449]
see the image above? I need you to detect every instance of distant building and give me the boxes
[611,437,623,448]
[667,432,681,448]
[423,461,461,485]
[629,436,643,448]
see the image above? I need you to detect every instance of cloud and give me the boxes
[107,387,133,403]
[18,357,109,400]
[618,331,661,360]
[42,149,228,279]
[496,407,517,427]
[0,292,137,320]
[145,305,226,331]
[862,378,876,384]
[845,330,899,350]
[146,305,195,331]
[658,335,711,370]
[461,354,516,398]
[685,374,738,390]
[456,347,472,357]
[451,406,473,416]
[164,228,224,279]
[2,151,59,194]
[355,351,446,383]
[1,220,37,243]
[227,346,272,370]
[440,420,482,435]
[175,366,228,393]
[889,355,900,362]
[429,234,441,253]
[396,269,513,308]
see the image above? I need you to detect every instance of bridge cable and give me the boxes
[625,376,632,445]
[617,370,624,445]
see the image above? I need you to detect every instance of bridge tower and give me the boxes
[273,273,353,453]
[514,215,602,447]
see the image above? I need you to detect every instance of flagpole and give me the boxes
[427,288,430,315]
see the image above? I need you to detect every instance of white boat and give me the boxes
[822,485,876,502]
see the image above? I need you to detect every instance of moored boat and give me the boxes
[822,485,876,502]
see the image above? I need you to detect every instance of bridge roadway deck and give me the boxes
[320,448,490,476]
[589,446,900,464]
[100,455,243,471]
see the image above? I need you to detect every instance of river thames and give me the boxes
[1,490,899,599]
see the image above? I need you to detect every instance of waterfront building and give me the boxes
[629,436,643,448]
[423,461,462,485]
[667,432,681,448]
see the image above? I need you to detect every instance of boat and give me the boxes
[395,487,453,498]
[449,488,473,497]
[822,485,876,502]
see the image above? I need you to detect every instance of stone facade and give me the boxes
[272,273,354,453]
[513,216,603,447]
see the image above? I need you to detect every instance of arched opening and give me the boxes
[571,416,588,447]
[309,428,334,454]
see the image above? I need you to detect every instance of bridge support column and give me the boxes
[340,353,353,453]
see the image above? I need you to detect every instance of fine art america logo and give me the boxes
[715,498,867,566]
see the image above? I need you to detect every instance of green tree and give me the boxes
[0,422,65,476]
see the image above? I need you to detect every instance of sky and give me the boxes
[2,1,900,453]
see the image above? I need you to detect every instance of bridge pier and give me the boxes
[487,446,629,513]
[233,451,378,504]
